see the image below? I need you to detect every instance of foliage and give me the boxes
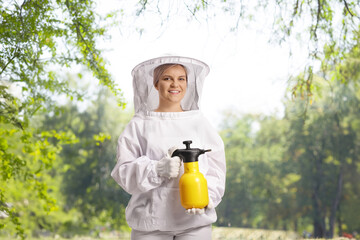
[0,120,78,236]
[1,84,132,238]
[217,44,360,237]
[0,0,125,237]
[39,88,132,235]
[136,0,360,99]
[1,0,360,238]
[285,78,360,238]
[217,113,294,229]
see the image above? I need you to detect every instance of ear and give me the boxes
[155,82,159,90]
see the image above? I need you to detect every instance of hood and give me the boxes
[131,56,210,113]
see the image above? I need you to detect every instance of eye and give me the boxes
[179,77,186,81]
[162,77,171,81]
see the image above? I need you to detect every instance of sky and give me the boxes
[96,1,311,127]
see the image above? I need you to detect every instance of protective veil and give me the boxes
[111,56,226,232]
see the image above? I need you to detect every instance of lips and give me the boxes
[169,90,180,94]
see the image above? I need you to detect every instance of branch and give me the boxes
[313,0,322,41]
[343,0,354,17]
[292,0,299,16]
[0,53,17,76]
[65,0,99,71]
[201,0,209,7]
[184,2,197,16]
[233,0,245,31]
[136,0,148,16]
[1,0,31,76]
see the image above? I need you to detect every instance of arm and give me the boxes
[111,122,181,195]
[201,116,226,208]
[186,115,226,215]
[111,135,164,195]
[187,137,226,215]
[185,146,226,215]
[206,147,226,208]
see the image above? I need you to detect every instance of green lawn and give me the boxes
[0,227,354,240]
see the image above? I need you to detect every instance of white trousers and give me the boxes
[131,224,212,240]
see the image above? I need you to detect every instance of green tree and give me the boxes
[284,64,360,237]
[217,80,360,237]
[217,113,255,227]
[137,0,360,97]
[217,113,292,229]
[217,40,360,236]
[40,87,132,234]
[0,0,124,237]
[1,81,132,238]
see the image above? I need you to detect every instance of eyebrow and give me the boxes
[162,75,187,78]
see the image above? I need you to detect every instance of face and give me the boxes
[155,65,187,107]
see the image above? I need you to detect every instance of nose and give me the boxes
[171,80,179,87]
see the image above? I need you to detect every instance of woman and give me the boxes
[111,56,226,239]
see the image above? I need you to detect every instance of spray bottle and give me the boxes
[172,140,211,209]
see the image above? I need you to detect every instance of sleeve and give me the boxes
[200,115,226,208]
[110,120,165,195]
[206,140,226,208]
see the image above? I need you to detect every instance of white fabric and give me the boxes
[131,224,212,240]
[111,56,226,232]
[186,199,214,215]
[131,56,210,113]
[186,208,205,215]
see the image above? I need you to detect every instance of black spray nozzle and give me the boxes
[171,140,211,163]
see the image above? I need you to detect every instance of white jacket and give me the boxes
[111,56,226,231]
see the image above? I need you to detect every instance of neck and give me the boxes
[155,102,183,112]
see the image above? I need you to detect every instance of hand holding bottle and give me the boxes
[156,147,181,178]
[185,198,214,215]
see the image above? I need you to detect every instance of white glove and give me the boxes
[186,208,205,215]
[185,198,214,215]
[156,147,181,178]
[167,146,178,157]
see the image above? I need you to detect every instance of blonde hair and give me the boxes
[153,64,187,87]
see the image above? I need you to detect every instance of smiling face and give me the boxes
[154,64,187,112]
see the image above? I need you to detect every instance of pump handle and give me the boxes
[183,140,192,149]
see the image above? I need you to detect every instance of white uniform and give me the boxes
[111,56,226,233]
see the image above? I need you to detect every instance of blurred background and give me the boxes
[1,0,359,239]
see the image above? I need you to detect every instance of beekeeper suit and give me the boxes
[111,56,226,238]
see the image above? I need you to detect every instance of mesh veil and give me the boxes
[131,56,210,113]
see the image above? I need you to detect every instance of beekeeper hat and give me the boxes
[131,56,210,113]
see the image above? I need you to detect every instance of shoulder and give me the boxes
[197,112,219,132]
[196,112,224,149]
[119,114,145,137]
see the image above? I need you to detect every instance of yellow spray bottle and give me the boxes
[172,140,211,209]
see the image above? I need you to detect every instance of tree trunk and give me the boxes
[328,168,344,238]
[337,206,343,237]
[312,146,326,238]
[313,190,326,238]
[312,176,326,238]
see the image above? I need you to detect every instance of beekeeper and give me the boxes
[111,56,226,239]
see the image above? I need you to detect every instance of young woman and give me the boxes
[111,56,226,239]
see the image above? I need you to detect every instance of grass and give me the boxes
[0,227,356,240]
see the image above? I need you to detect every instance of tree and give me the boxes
[137,0,360,98]
[1,77,132,238]
[216,41,360,235]
[2,0,360,237]
[217,113,293,229]
[217,77,360,237]
[0,0,125,237]
[41,87,132,234]
[217,113,256,227]
[284,62,360,237]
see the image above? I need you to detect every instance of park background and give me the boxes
[1,0,360,239]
